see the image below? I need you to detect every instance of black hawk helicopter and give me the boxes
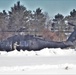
[0,21,76,52]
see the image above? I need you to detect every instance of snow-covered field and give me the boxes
[0,48,76,56]
[0,48,76,74]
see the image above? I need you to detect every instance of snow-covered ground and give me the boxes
[0,48,76,56]
[0,48,76,74]
[0,64,76,74]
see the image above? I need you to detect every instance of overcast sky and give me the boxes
[0,0,76,17]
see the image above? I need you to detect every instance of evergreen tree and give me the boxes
[8,1,31,32]
[55,13,64,20]
[70,9,76,17]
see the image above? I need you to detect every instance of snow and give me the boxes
[0,48,76,56]
[0,64,76,74]
[65,20,68,25]
[0,48,76,74]
[0,63,76,71]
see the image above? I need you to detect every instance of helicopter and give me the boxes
[0,21,76,52]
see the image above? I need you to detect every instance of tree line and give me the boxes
[0,1,47,32]
[0,1,76,41]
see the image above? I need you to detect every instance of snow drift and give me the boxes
[0,48,76,56]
